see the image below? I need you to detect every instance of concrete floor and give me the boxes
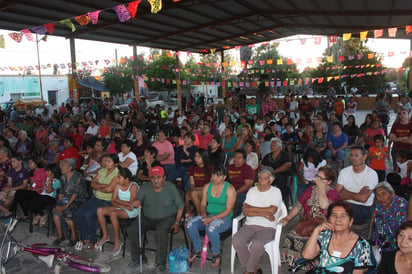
[0,109,398,274]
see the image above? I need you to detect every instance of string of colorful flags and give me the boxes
[142,66,406,87]
[1,47,411,74]
[0,0,409,54]
[3,0,166,44]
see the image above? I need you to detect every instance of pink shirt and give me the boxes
[153,140,175,165]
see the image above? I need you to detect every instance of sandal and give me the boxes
[188,250,201,263]
[95,238,110,250]
[39,214,48,227]
[211,253,221,268]
[112,242,123,256]
[32,214,41,225]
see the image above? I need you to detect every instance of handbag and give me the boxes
[295,215,324,237]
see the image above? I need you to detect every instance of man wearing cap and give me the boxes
[232,166,282,274]
[128,166,184,272]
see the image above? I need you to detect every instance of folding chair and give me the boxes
[231,201,288,274]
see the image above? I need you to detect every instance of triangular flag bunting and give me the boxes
[343,33,352,41]
[329,35,337,43]
[87,11,101,24]
[0,35,4,48]
[127,0,141,19]
[75,15,91,26]
[148,0,162,13]
[374,29,383,38]
[388,27,397,37]
[406,25,412,34]
[60,19,76,32]
[360,31,368,41]
[32,25,48,35]
[44,23,55,34]
[20,29,33,41]
[113,4,131,22]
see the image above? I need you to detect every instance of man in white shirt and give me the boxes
[84,119,99,136]
[232,166,282,274]
[335,145,378,224]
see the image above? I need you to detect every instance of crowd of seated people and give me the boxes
[0,93,411,273]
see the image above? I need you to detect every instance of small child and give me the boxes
[254,116,265,138]
[394,151,412,186]
[282,123,299,160]
[368,134,389,182]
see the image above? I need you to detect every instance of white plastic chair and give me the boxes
[231,201,287,274]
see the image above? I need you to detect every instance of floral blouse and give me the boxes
[297,186,340,219]
[315,230,372,273]
[60,171,87,203]
[372,195,408,252]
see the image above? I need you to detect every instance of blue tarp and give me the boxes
[77,76,108,92]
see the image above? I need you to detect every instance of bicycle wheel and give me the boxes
[67,258,111,273]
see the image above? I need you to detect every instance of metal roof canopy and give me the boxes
[1,0,412,54]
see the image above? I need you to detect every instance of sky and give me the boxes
[0,29,410,76]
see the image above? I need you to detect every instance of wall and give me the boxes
[0,75,69,104]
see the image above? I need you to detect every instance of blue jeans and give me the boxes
[347,202,373,225]
[167,167,190,191]
[186,215,232,255]
[75,197,111,242]
[235,193,247,217]
[325,149,346,161]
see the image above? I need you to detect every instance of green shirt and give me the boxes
[138,181,184,220]
[206,181,233,219]
[95,167,119,201]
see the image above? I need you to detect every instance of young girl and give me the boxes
[12,157,46,219]
[95,167,139,256]
[29,163,61,227]
[186,149,213,218]
[297,148,327,197]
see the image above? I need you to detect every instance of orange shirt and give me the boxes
[369,146,388,170]
[334,101,344,116]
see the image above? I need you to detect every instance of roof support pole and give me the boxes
[221,51,226,101]
[176,53,182,111]
[35,34,44,106]
[133,45,140,102]
[69,37,79,103]
[70,37,77,79]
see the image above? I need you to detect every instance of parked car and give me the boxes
[117,96,166,113]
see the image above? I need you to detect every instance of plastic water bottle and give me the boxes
[168,253,176,273]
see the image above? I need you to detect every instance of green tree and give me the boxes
[310,38,386,94]
[238,43,299,93]
[102,55,146,96]
[145,55,178,99]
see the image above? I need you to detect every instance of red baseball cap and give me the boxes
[149,166,165,177]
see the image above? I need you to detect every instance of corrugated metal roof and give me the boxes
[1,0,411,53]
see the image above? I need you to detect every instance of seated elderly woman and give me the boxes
[186,165,236,268]
[372,181,408,252]
[280,166,340,268]
[53,158,88,246]
[378,221,412,274]
[302,200,373,274]
[232,166,282,274]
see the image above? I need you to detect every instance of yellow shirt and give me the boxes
[95,167,119,201]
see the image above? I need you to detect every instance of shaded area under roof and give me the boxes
[1,0,412,53]
[77,76,108,91]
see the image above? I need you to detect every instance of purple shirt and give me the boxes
[7,168,29,188]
